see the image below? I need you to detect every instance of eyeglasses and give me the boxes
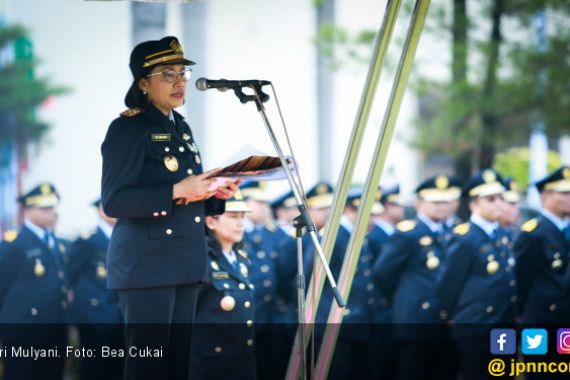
[147,69,192,83]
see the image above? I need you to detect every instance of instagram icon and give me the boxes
[557,329,570,354]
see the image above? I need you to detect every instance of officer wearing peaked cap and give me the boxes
[66,199,123,380]
[515,166,570,326]
[239,181,295,379]
[270,189,297,236]
[305,188,374,380]
[101,36,240,380]
[373,175,458,380]
[367,185,403,380]
[500,177,522,241]
[0,183,69,380]
[437,169,516,380]
[192,190,256,380]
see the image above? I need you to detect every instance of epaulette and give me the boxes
[453,223,470,236]
[2,230,18,243]
[237,249,248,260]
[120,107,145,117]
[266,222,277,233]
[80,229,96,240]
[396,220,416,232]
[521,218,538,233]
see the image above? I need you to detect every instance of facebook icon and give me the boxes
[490,329,516,355]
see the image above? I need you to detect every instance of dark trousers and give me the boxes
[397,340,457,380]
[118,284,198,380]
[77,324,124,380]
[2,325,67,380]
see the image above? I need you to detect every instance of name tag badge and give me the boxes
[212,271,230,280]
[151,133,171,142]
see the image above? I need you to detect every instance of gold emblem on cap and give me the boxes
[419,236,433,246]
[170,39,183,54]
[509,181,519,191]
[164,155,179,172]
[317,184,328,194]
[563,167,570,179]
[96,262,107,279]
[211,261,220,271]
[40,184,51,195]
[435,175,449,189]
[34,259,45,277]
[487,259,500,275]
[220,295,236,311]
[240,263,248,277]
[426,252,440,270]
[234,191,244,201]
[482,170,496,183]
[183,133,190,141]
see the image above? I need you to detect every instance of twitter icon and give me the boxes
[522,329,548,355]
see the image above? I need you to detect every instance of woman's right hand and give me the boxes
[173,168,221,203]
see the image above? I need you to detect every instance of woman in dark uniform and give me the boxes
[192,190,256,380]
[101,36,239,380]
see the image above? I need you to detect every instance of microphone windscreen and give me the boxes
[195,77,209,91]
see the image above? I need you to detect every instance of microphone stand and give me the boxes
[232,84,346,379]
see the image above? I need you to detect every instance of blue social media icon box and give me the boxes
[522,329,548,355]
[490,329,516,355]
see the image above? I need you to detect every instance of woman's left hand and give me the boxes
[214,179,242,200]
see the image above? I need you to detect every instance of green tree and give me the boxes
[414,0,570,178]
[0,25,67,150]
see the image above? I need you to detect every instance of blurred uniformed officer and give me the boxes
[270,190,298,236]
[0,183,69,380]
[515,166,570,325]
[443,176,463,231]
[240,181,294,379]
[368,185,404,380]
[373,175,458,380]
[191,191,256,380]
[437,169,516,380]
[67,200,123,380]
[101,36,238,380]
[306,188,374,380]
[500,177,522,241]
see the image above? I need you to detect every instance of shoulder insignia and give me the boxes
[238,249,248,260]
[3,230,18,243]
[120,107,145,117]
[521,218,538,233]
[396,220,416,232]
[453,223,470,236]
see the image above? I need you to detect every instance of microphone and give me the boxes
[195,77,271,92]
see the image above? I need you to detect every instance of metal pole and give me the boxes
[316,0,431,377]
[285,0,402,378]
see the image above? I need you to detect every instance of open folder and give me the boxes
[206,144,296,192]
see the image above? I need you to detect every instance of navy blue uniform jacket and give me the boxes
[67,227,123,324]
[514,216,570,324]
[101,105,224,289]
[0,226,69,324]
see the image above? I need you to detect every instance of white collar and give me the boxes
[417,212,443,234]
[542,209,569,231]
[222,249,237,265]
[24,219,48,241]
[340,215,353,234]
[470,213,499,237]
[373,219,395,236]
[168,111,175,125]
[97,218,114,239]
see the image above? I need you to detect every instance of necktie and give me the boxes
[563,224,570,243]
[45,231,60,256]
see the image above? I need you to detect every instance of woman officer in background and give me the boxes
[101,36,239,380]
